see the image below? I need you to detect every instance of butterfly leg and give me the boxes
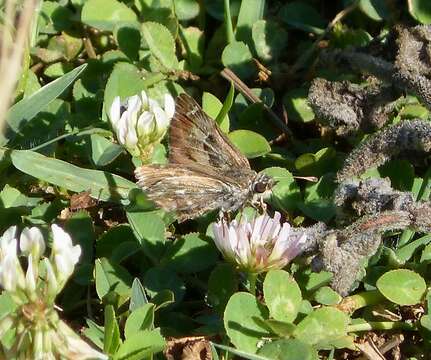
[218,210,232,223]
[250,196,267,214]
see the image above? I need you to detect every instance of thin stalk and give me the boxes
[348,321,416,332]
[29,128,111,151]
[247,273,258,296]
[337,290,385,314]
[221,68,293,139]
[223,0,235,44]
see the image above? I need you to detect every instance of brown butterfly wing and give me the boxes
[169,93,251,171]
[135,165,249,222]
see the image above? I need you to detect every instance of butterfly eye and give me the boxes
[254,182,267,193]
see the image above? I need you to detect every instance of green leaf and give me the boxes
[313,286,342,305]
[95,258,133,301]
[104,62,146,121]
[396,234,431,262]
[358,0,391,21]
[216,83,235,128]
[235,0,265,46]
[114,329,165,360]
[142,22,179,69]
[379,159,414,191]
[126,211,166,261]
[83,319,105,350]
[0,293,17,320]
[207,264,238,314]
[40,1,74,33]
[202,92,230,133]
[144,267,186,305]
[0,184,39,208]
[211,343,271,360]
[124,303,155,338]
[65,211,95,265]
[162,233,218,273]
[295,147,338,177]
[3,63,87,146]
[224,292,269,353]
[10,150,136,204]
[280,1,326,34]
[130,278,148,311]
[81,0,137,32]
[114,22,141,60]
[180,26,205,71]
[409,0,431,24]
[262,167,301,212]
[300,174,336,222]
[228,130,271,158]
[421,242,431,263]
[399,104,430,120]
[89,134,124,167]
[151,289,175,310]
[261,319,296,337]
[376,269,426,305]
[222,41,254,79]
[283,88,315,123]
[252,20,288,62]
[174,0,200,21]
[257,339,317,360]
[293,307,349,347]
[104,305,122,354]
[263,270,302,323]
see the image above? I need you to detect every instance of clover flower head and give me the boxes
[212,211,307,273]
[0,225,106,359]
[109,90,175,158]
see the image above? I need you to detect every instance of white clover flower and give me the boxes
[109,90,175,158]
[51,224,81,285]
[0,225,105,360]
[0,226,25,293]
[212,212,307,273]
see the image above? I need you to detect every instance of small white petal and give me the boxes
[153,106,169,134]
[109,96,121,125]
[0,226,17,254]
[249,215,264,246]
[148,98,159,112]
[235,223,251,266]
[127,95,142,114]
[25,254,36,292]
[20,227,46,257]
[137,112,155,136]
[43,258,58,299]
[70,245,82,266]
[51,224,74,253]
[141,90,149,109]
[164,94,175,119]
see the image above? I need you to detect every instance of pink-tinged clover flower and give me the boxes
[109,90,175,159]
[212,212,307,273]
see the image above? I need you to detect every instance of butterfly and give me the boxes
[134,93,274,222]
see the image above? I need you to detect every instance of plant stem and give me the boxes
[337,290,385,314]
[348,321,416,332]
[224,0,235,44]
[247,273,258,296]
[29,128,110,151]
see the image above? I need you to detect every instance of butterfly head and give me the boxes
[252,173,275,194]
